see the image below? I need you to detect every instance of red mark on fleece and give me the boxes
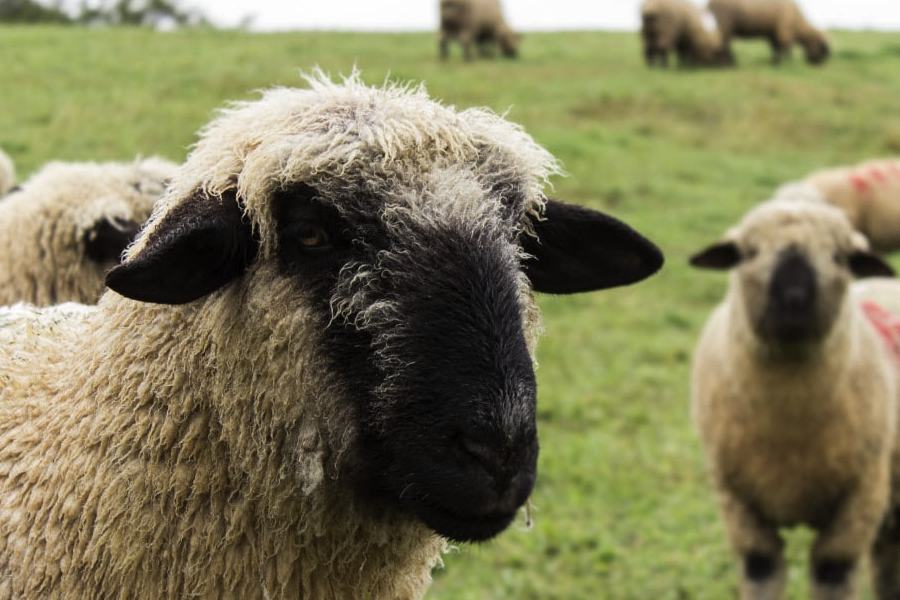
[846,162,900,196]
[862,299,900,364]
[849,173,871,194]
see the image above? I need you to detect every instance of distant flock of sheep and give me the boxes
[438,0,830,68]
[1,14,899,600]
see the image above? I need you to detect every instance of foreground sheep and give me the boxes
[707,0,829,65]
[0,156,176,306]
[777,158,900,253]
[690,199,900,600]
[641,0,728,67]
[0,72,663,599]
[439,0,519,60]
[0,146,15,195]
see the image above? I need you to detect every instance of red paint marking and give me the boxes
[885,162,900,178]
[849,173,872,194]
[868,167,888,183]
[862,299,900,363]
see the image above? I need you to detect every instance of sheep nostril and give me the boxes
[459,436,501,471]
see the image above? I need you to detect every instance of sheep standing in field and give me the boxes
[641,0,729,67]
[0,146,15,195]
[690,199,900,600]
[0,72,664,600]
[439,0,519,60]
[0,156,176,306]
[775,158,900,253]
[707,0,829,65]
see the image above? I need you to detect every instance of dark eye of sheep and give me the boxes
[746,247,759,260]
[295,222,332,251]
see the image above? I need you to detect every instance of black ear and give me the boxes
[84,216,141,264]
[849,251,896,279]
[105,190,258,304]
[520,198,664,294]
[689,242,741,270]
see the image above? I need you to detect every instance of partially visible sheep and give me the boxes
[641,0,729,67]
[0,146,15,196]
[0,156,176,306]
[0,72,663,599]
[439,0,519,61]
[707,0,830,65]
[690,199,900,600]
[776,158,900,253]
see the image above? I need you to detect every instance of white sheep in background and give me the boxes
[0,156,176,305]
[690,199,900,600]
[775,158,900,253]
[0,146,15,195]
[0,72,664,600]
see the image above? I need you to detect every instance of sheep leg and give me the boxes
[716,490,787,600]
[872,507,900,600]
[439,34,451,60]
[460,31,474,61]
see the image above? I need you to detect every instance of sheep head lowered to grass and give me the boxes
[1,72,662,600]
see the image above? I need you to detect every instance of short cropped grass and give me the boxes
[2,25,900,599]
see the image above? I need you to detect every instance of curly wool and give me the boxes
[0,147,14,196]
[0,156,176,305]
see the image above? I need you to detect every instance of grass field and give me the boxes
[3,25,900,599]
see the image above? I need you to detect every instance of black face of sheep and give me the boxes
[106,185,662,543]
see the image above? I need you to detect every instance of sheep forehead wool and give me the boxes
[732,199,861,256]
[141,71,558,260]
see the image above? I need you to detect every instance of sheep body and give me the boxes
[690,199,900,599]
[641,0,728,67]
[439,0,518,60]
[0,72,663,599]
[707,0,829,64]
[789,158,900,253]
[0,156,176,306]
[0,147,15,196]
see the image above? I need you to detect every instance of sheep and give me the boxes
[641,0,730,68]
[0,71,664,600]
[0,156,176,306]
[439,0,519,61]
[0,146,15,196]
[707,0,830,65]
[689,198,900,600]
[775,158,900,254]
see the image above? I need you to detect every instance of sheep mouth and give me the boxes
[403,490,522,542]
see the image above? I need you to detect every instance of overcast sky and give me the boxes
[170,0,900,32]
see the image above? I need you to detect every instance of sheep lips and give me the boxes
[761,249,822,342]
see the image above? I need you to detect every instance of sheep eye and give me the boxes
[745,247,758,260]
[296,222,331,250]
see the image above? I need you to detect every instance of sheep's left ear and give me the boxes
[849,251,895,278]
[84,216,142,264]
[521,199,664,294]
[105,190,259,304]
[689,241,741,270]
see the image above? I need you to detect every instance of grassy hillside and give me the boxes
[3,25,900,599]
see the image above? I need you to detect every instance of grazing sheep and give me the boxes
[0,146,15,196]
[0,72,664,600]
[690,199,900,600]
[641,0,729,67]
[439,0,519,61]
[707,0,830,65]
[0,156,176,306]
[776,158,900,254]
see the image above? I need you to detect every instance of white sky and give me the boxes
[171,0,900,32]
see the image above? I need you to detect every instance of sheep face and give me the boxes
[105,75,663,543]
[691,201,893,353]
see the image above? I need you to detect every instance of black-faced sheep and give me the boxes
[776,158,900,254]
[641,0,730,67]
[0,146,15,196]
[707,0,830,65]
[0,156,176,306]
[690,199,900,600]
[439,0,519,61]
[0,72,664,600]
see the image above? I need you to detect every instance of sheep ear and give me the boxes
[105,190,258,304]
[689,242,741,270]
[84,216,141,264]
[521,198,664,294]
[849,251,896,278]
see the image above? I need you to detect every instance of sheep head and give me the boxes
[690,200,892,355]
[105,73,663,542]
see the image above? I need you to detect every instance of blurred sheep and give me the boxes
[641,0,729,67]
[439,0,519,60]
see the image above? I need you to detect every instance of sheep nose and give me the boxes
[770,250,817,313]
[458,433,537,513]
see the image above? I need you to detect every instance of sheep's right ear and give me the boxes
[689,242,741,270]
[849,251,896,278]
[105,190,258,304]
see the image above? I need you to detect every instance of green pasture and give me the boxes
[3,25,900,599]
